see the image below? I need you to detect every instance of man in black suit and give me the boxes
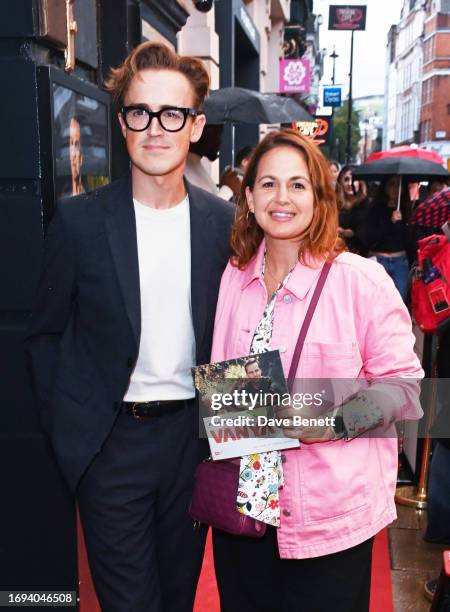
[25,42,233,612]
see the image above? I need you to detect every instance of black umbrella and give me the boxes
[352,157,449,182]
[204,87,312,168]
[204,87,313,124]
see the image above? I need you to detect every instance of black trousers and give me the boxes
[213,527,374,612]
[77,401,207,612]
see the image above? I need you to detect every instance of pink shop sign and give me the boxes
[279,59,311,94]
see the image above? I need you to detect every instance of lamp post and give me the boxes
[330,47,339,86]
[346,30,354,164]
[329,47,339,158]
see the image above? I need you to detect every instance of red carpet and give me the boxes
[78,520,393,612]
[370,528,394,612]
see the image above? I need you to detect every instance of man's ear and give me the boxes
[190,113,207,144]
[246,186,255,213]
[118,112,127,140]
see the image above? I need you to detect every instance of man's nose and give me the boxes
[147,116,164,136]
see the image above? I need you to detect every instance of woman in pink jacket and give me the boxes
[210,129,423,611]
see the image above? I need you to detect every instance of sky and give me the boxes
[313,0,404,100]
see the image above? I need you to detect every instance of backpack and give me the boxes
[411,235,450,334]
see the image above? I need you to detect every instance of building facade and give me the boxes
[419,0,450,164]
[355,95,384,162]
[383,0,425,147]
[384,25,399,148]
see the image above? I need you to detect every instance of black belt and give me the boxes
[123,400,187,419]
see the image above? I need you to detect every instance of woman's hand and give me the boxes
[285,424,334,444]
[276,405,335,444]
[391,210,402,223]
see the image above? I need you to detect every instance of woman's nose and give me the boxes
[275,183,289,204]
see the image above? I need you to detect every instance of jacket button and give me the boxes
[280,454,287,463]
[282,509,291,517]
[127,357,133,368]
[283,294,292,303]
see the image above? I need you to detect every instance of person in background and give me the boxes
[328,158,340,188]
[336,164,369,256]
[428,179,448,195]
[184,124,224,195]
[219,145,254,202]
[210,129,423,612]
[363,175,412,302]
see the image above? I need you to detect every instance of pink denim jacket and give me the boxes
[211,242,423,559]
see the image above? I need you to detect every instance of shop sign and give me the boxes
[328,5,367,30]
[323,86,342,107]
[279,59,311,94]
[291,117,331,146]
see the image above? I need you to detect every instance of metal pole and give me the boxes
[330,47,338,159]
[331,46,337,85]
[346,31,354,164]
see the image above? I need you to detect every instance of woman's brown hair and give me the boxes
[335,164,367,210]
[104,41,210,109]
[231,129,346,268]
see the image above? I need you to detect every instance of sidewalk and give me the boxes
[390,503,447,611]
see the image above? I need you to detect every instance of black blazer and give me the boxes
[24,175,233,492]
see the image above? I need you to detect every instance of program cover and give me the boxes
[192,351,300,460]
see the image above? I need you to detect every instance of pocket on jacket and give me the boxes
[301,341,362,378]
[299,441,370,523]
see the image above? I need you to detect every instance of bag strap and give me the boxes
[287,261,332,391]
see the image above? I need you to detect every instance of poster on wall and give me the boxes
[52,82,110,200]
[38,66,111,215]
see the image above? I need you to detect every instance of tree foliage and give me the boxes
[332,99,361,164]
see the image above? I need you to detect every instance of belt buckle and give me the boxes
[131,402,145,420]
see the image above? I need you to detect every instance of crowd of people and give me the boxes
[331,160,448,304]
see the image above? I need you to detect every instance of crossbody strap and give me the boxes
[287,261,332,392]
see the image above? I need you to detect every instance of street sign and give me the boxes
[279,59,311,94]
[323,86,342,107]
[328,5,367,30]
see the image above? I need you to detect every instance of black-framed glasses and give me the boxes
[120,105,200,132]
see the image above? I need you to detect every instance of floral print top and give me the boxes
[236,255,293,527]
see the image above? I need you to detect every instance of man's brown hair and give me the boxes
[104,41,210,109]
[231,129,346,269]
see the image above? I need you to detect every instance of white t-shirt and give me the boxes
[124,195,196,401]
